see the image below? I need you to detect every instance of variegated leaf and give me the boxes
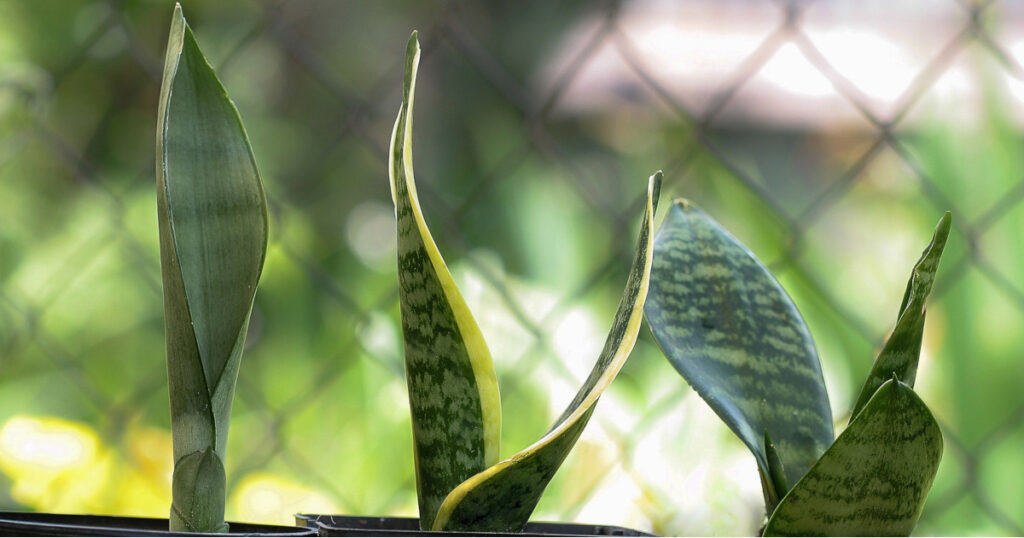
[157,4,267,532]
[430,172,662,533]
[390,31,502,529]
[643,201,833,509]
[764,378,943,536]
[849,212,950,422]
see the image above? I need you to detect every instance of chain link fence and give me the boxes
[1,0,1023,535]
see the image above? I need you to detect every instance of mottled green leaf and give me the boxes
[764,378,943,536]
[430,173,662,533]
[157,4,266,532]
[849,212,951,422]
[643,201,833,507]
[390,31,501,529]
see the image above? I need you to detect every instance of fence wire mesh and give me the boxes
[1,0,1023,535]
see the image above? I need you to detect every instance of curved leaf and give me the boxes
[643,201,833,507]
[431,172,662,533]
[764,378,943,536]
[849,212,950,422]
[157,4,266,532]
[390,31,502,528]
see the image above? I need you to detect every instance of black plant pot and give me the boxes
[295,515,655,537]
[0,512,317,537]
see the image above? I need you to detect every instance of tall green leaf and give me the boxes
[643,201,833,509]
[431,172,661,533]
[156,4,267,532]
[764,378,943,536]
[390,32,502,529]
[849,212,951,421]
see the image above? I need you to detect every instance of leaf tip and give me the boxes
[649,171,663,212]
[407,30,420,57]
[402,31,421,104]
[937,210,952,238]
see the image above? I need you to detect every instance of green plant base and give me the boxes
[0,512,316,537]
[295,515,655,537]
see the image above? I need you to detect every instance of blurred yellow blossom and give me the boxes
[0,415,112,512]
[230,472,341,525]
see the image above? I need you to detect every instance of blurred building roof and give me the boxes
[538,0,1024,130]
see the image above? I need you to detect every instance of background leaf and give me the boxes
[643,201,833,506]
[390,31,502,529]
[764,378,943,536]
[848,212,951,421]
[430,173,661,533]
[156,4,267,532]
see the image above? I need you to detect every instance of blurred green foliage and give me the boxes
[0,1,1023,535]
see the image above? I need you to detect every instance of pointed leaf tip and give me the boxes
[402,32,421,106]
[849,211,950,422]
[649,171,663,213]
[431,176,660,532]
[765,379,942,536]
[171,3,185,29]
[390,27,500,527]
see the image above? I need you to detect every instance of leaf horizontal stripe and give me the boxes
[849,212,950,422]
[644,201,833,502]
[765,379,943,536]
[430,173,661,533]
[390,31,501,529]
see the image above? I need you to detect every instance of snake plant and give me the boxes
[645,202,950,536]
[156,5,267,533]
[390,31,661,533]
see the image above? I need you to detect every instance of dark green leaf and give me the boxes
[390,31,501,528]
[849,212,951,422]
[764,378,943,536]
[643,201,833,505]
[157,4,266,532]
[762,431,788,513]
[430,173,662,533]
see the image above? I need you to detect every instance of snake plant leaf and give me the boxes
[169,448,228,533]
[390,31,502,529]
[430,172,662,533]
[762,431,788,511]
[764,378,943,536]
[643,201,833,507]
[157,4,267,532]
[849,212,950,422]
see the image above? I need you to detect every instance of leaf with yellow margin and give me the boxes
[430,173,661,533]
[390,32,501,529]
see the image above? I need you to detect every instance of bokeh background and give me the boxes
[1,0,1023,535]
